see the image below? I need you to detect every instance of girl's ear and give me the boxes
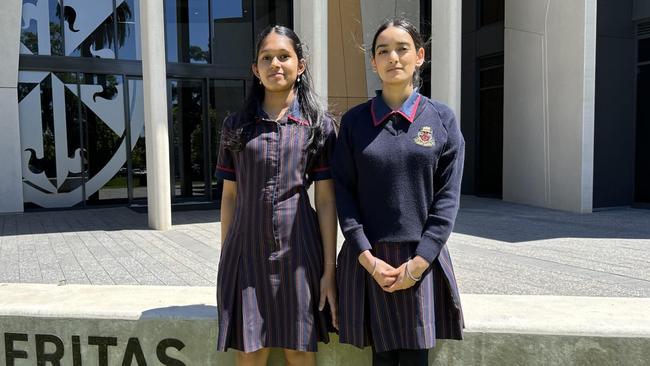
[297,58,306,76]
[252,63,260,79]
[370,55,377,73]
[415,47,425,68]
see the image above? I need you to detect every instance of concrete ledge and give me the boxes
[0,284,648,365]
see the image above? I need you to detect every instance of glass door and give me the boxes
[168,78,209,202]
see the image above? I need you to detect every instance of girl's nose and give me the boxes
[388,50,399,63]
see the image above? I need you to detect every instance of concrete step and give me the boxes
[0,284,648,365]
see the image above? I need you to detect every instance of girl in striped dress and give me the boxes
[215,25,338,366]
[333,18,465,366]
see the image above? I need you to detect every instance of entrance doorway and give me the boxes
[168,79,209,202]
[167,78,246,204]
[635,61,650,204]
[476,55,504,197]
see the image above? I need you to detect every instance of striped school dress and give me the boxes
[215,100,336,353]
[332,91,465,352]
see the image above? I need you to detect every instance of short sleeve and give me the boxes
[215,116,237,181]
[307,116,337,181]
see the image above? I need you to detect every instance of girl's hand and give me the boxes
[319,270,339,330]
[373,258,399,289]
[384,257,429,292]
[358,250,398,288]
[383,262,416,292]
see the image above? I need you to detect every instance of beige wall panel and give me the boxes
[340,0,368,98]
[329,0,367,101]
[328,0,348,98]
[328,97,349,118]
[347,97,371,109]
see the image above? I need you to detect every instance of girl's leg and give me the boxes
[397,349,428,366]
[372,348,399,366]
[235,348,270,366]
[283,349,316,366]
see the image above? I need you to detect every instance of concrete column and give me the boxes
[503,0,597,213]
[140,0,172,229]
[0,0,24,213]
[294,0,328,99]
[430,0,462,118]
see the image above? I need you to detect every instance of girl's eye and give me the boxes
[377,49,387,55]
[279,55,290,60]
[262,55,271,61]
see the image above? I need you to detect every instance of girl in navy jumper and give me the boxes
[333,18,465,366]
[215,26,338,366]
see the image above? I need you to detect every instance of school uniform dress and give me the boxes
[215,100,336,353]
[332,90,465,353]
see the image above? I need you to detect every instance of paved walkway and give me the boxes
[1,197,649,297]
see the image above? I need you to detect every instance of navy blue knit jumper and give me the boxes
[332,90,465,264]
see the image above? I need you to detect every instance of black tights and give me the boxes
[372,348,428,366]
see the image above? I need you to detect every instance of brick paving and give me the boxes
[1,197,649,297]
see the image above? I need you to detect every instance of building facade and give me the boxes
[0,0,648,220]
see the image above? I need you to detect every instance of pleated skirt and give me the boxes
[336,241,464,353]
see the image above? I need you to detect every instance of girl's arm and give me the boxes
[315,179,337,271]
[220,180,237,245]
[315,179,339,329]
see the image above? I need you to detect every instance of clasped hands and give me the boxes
[358,250,429,292]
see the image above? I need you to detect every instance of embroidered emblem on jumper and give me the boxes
[414,126,434,147]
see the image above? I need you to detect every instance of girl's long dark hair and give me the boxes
[371,18,425,89]
[232,25,327,154]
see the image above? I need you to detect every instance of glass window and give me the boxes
[209,79,245,200]
[20,0,63,56]
[127,79,147,200]
[211,0,253,67]
[169,79,207,199]
[65,0,117,58]
[78,74,128,204]
[117,0,141,60]
[254,0,291,35]
[165,0,210,63]
[480,0,504,27]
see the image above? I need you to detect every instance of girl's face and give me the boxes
[252,32,305,93]
[371,26,425,87]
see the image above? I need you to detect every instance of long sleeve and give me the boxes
[332,114,372,256]
[414,108,465,263]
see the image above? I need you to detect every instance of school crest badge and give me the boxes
[414,126,434,147]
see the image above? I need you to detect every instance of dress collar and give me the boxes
[255,97,309,125]
[370,88,422,126]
